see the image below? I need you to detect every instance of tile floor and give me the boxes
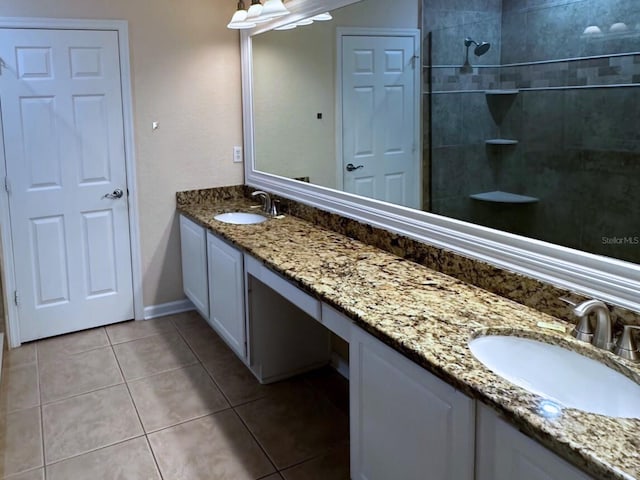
[0,311,350,479]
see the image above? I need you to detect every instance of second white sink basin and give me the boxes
[214,212,267,225]
[469,335,640,418]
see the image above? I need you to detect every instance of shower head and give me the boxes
[464,37,491,56]
[475,41,491,56]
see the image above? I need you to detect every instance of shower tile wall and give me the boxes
[425,0,640,264]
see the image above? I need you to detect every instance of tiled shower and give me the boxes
[424,0,640,264]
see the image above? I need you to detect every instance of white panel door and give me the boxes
[207,232,246,360]
[0,28,134,342]
[350,326,475,480]
[476,404,593,480]
[342,34,419,208]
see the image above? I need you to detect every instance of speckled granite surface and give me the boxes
[177,187,640,328]
[177,192,640,480]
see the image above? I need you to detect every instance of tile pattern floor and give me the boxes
[0,311,350,479]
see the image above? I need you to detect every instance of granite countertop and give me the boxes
[178,197,640,480]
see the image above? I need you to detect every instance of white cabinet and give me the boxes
[476,403,593,480]
[207,231,246,360]
[179,215,209,318]
[350,326,475,480]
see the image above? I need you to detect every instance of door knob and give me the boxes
[103,188,124,199]
[346,163,364,172]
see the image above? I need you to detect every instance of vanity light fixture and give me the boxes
[311,12,332,21]
[275,23,297,31]
[227,0,257,29]
[245,0,266,24]
[296,18,314,26]
[260,0,290,20]
[274,10,333,32]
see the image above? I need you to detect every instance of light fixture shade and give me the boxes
[275,23,297,31]
[227,9,256,29]
[246,2,264,22]
[312,12,332,21]
[227,1,256,29]
[260,0,289,20]
[296,18,314,26]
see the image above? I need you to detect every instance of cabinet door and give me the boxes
[476,403,593,480]
[179,215,208,318]
[350,326,475,480]
[207,232,246,360]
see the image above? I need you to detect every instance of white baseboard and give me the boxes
[331,351,349,380]
[143,299,195,320]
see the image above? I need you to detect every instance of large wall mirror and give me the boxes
[242,0,640,311]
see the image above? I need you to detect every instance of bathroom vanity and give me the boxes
[177,190,640,480]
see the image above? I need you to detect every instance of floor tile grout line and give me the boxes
[230,407,280,474]
[12,317,349,479]
[173,316,349,477]
[1,465,45,480]
[142,434,164,480]
[40,341,143,468]
[36,327,110,361]
[39,379,127,408]
[171,320,237,408]
[141,407,233,436]
[119,359,201,385]
[36,341,46,478]
[110,344,147,436]
[42,433,148,470]
[171,318,281,475]
[108,339,234,446]
[106,323,182,348]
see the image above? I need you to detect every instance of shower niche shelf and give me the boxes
[485,89,519,95]
[485,90,519,125]
[470,190,539,204]
[485,139,518,145]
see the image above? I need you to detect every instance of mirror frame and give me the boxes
[241,0,640,312]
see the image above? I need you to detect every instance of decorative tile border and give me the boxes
[431,53,640,93]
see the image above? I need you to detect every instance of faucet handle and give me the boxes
[269,199,280,216]
[614,325,640,362]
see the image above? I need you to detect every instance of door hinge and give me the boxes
[4,176,10,194]
[13,290,19,306]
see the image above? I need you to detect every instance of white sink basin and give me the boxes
[214,212,267,225]
[469,335,640,418]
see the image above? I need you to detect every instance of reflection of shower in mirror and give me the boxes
[462,37,491,71]
[464,37,491,56]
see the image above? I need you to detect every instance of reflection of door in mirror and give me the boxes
[340,30,420,209]
[252,0,420,194]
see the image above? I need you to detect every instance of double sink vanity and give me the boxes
[177,188,640,480]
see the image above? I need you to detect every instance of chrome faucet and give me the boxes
[572,300,613,350]
[251,190,271,214]
[251,190,280,216]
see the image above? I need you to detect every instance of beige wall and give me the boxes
[2,0,244,308]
